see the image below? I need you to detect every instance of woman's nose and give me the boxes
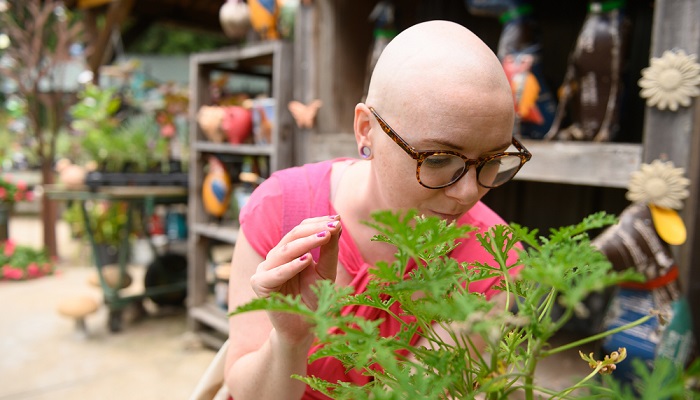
[442,167,483,203]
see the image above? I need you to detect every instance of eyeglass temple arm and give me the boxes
[512,137,531,158]
[370,108,421,159]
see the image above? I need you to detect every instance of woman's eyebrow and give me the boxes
[421,138,513,154]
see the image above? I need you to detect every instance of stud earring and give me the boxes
[360,146,372,159]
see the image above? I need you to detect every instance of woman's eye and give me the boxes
[423,155,455,168]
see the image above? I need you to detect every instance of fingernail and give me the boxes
[316,231,327,238]
[329,215,339,220]
[327,221,339,228]
[299,254,308,261]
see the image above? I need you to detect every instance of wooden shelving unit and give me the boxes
[187,40,294,344]
[515,140,643,189]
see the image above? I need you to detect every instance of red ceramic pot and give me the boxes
[220,106,252,145]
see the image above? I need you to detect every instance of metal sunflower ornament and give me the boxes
[625,160,690,245]
[638,50,700,111]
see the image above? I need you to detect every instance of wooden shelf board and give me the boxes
[193,223,239,244]
[189,302,229,334]
[194,141,275,156]
[514,140,643,188]
[191,41,281,66]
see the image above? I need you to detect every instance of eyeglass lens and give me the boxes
[420,154,523,188]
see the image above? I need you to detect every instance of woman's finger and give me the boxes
[278,215,340,244]
[263,216,342,270]
[316,221,341,281]
[251,253,313,297]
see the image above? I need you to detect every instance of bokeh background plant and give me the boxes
[0,239,53,281]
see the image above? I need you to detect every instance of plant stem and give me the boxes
[551,364,604,399]
[542,314,653,357]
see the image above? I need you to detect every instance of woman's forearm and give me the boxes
[226,329,314,400]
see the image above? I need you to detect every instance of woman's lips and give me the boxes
[430,211,462,221]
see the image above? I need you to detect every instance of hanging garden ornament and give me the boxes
[638,50,700,111]
[625,160,690,245]
[219,0,251,40]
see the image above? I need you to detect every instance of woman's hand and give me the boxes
[249,214,342,344]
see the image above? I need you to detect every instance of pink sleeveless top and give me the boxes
[238,159,520,400]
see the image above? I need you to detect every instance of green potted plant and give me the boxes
[231,210,700,399]
[69,83,183,187]
[61,200,134,266]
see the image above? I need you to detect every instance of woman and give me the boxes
[224,20,530,400]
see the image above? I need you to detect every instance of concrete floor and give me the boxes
[1,217,216,400]
[1,216,595,399]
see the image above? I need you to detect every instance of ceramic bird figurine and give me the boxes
[248,0,280,40]
[496,2,556,139]
[593,160,692,383]
[202,157,232,218]
[544,2,629,142]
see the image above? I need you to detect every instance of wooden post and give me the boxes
[642,0,700,344]
[86,0,135,82]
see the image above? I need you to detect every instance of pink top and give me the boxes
[238,159,520,400]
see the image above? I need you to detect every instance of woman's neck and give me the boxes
[331,160,398,266]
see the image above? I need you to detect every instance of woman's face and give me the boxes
[368,93,514,222]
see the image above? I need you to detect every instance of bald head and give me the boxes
[366,20,512,119]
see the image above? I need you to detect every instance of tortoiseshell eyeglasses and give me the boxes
[369,107,532,189]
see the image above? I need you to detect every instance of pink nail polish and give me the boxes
[316,231,327,238]
[299,254,308,261]
[329,215,339,220]
[327,221,339,228]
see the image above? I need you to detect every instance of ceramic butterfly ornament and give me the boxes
[288,99,322,129]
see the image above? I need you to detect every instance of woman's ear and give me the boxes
[354,103,373,156]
